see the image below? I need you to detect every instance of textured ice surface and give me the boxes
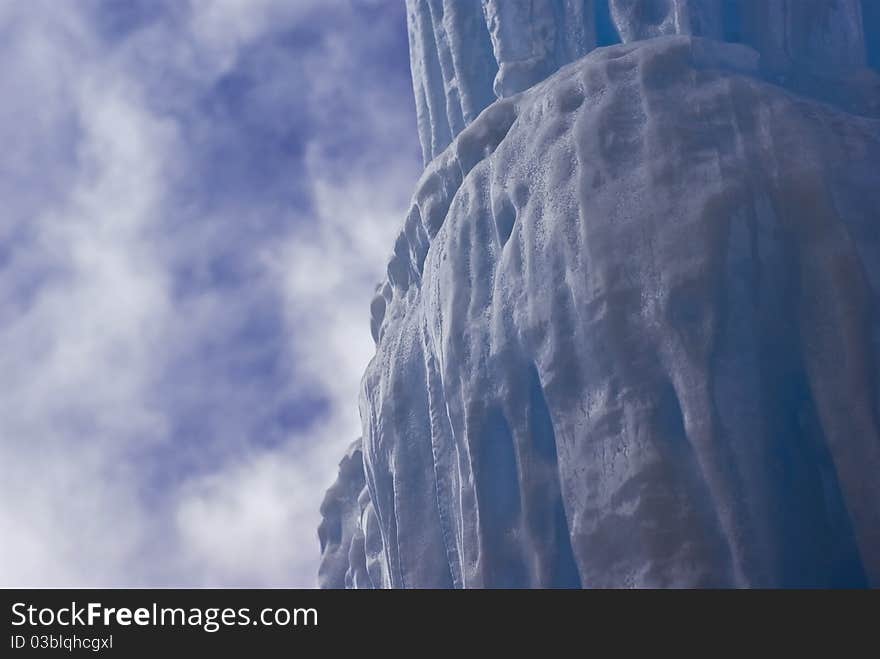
[318,438,390,589]
[481,0,597,100]
[320,6,880,588]
[609,0,723,42]
[406,0,878,163]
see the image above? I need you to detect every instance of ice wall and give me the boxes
[320,3,880,588]
[406,0,877,163]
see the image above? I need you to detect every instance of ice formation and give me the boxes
[406,0,875,163]
[319,2,880,587]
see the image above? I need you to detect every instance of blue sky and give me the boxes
[0,0,420,586]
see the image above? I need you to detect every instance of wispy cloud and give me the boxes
[0,0,419,586]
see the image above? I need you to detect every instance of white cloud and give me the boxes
[0,8,175,585]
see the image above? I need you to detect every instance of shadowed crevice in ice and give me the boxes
[473,404,528,587]
[525,364,582,589]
